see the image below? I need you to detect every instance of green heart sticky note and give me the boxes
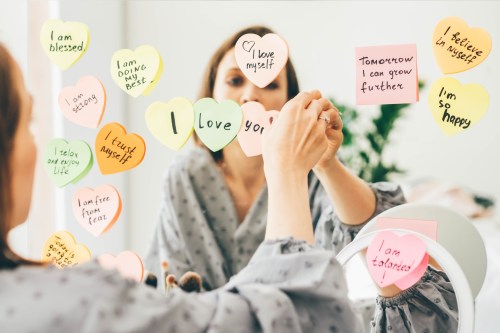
[110,45,163,98]
[145,97,194,150]
[428,77,489,136]
[44,139,93,187]
[194,98,243,152]
[40,19,90,70]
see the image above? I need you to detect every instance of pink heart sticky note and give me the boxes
[366,231,427,288]
[98,251,144,282]
[395,253,429,290]
[58,76,106,128]
[237,102,279,157]
[235,33,289,88]
[72,185,122,237]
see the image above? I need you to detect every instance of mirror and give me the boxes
[338,203,487,332]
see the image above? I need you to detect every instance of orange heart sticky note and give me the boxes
[237,102,279,157]
[72,185,122,237]
[433,17,492,74]
[58,76,106,128]
[42,231,91,269]
[366,231,428,289]
[235,33,289,88]
[95,122,146,174]
[98,251,144,282]
[428,77,489,136]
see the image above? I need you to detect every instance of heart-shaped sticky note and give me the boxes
[98,251,144,282]
[110,45,163,97]
[44,139,93,187]
[58,76,106,128]
[72,185,122,237]
[366,231,427,288]
[235,33,289,88]
[194,98,243,152]
[40,19,89,70]
[145,97,194,150]
[42,231,91,269]
[95,122,146,174]
[432,17,492,74]
[394,253,430,290]
[237,102,279,157]
[428,77,489,136]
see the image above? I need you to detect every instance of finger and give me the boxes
[294,90,322,108]
[330,108,343,130]
[317,111,329,131]
[307,97,333,117]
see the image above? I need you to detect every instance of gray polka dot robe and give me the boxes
[145,147,406,291]
[0,239,364,333]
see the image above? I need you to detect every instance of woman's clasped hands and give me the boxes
[262,90,342,181]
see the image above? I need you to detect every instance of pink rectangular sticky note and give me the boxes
[356,44,419,105]
[376,217,438,240]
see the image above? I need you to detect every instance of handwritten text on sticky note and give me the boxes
[40,19,89,70]
[42,231,91,269]
[194,98,243,152]
[145,97,194,151]
[433,17,492,74]
[237,102,279,157]
[428,77,489,135]
[44,139,93,187]
[58,76,106,128]
[356,44,418,105]
[110,45,163,97]
[72,185,122,237]
[235,33,289,88]
[95,122,146,174]
[366,231,427,289]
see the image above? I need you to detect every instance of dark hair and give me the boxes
[0,44,36,269]
[196,25,300,161]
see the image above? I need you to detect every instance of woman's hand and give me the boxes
[262,90,331,182]
[262,90,331,243]
[314,101,343,171]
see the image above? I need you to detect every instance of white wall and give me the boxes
[5,1,500,258]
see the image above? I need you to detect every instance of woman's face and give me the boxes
[213,48,288,111]
[9,62,36,230]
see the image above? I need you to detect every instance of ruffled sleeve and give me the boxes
[371,267,458,332]
[314,182,406,254]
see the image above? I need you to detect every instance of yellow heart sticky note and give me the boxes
[42,231,91,269]
[110,45,163,97]
[95,122,146,174]
[433,17,492,74]
[40,19,90,70]
[145,98,194,150]
[428,77,489,136]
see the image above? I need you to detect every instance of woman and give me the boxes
[0,42,364,332]
[145,26,405,291]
